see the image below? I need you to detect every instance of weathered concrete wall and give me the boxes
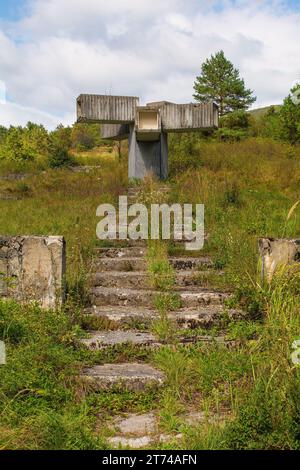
[259,237,300,282]
[0,236,66,309]
[77,94,139,123]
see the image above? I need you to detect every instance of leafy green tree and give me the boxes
[279,83,300,144]
[255,106,282,139]
[1,126,36,160]
[71,123,101,151]
[193,50,256,116]
[0,126,7,144]
[220,110,252,129]
[50,124,72,152]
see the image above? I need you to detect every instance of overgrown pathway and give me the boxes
[80,185,244,449]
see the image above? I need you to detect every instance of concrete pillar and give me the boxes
[128,126,168,180]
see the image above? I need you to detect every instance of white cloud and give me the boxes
[0,100,68,129]
[0,0,300,127]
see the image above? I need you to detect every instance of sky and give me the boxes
[0,0,300,129]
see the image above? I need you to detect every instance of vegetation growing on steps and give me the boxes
[1,134,300,448]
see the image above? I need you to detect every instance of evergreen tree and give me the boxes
[193,50,256,116]
[279,83,300,144]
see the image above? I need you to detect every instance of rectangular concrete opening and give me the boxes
[137,110,159,130]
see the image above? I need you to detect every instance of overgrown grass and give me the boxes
[169,138,300,291]
[0,300,107,449]
[0,156,127,304]
[2,137,300,449]
[179,266,300,450]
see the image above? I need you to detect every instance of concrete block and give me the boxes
[0,236,66,309]
[259,237,300,282]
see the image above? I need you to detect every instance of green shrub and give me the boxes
[48,146,74,168]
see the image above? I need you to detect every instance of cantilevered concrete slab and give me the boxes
[76,94,218,179]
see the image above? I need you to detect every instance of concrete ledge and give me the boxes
[259,237,300,282]
[0,235,66,309]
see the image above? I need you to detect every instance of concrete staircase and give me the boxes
[81,245,242,390]
[80,186,243,448]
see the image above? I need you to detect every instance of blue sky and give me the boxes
[0,0,26,20]
[0,0,300,128]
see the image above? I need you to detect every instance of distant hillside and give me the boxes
[249,105,281,119]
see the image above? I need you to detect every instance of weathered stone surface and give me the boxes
[94,256,213,272]
[93,271,151,289]
[180,290,229,307]
[81,330,159,349]
[82,363,165,391]
[107,411,182,449]
[259,237,300,282]
[184,410,229,426]
[0,236,66,309]
[91,286,228,308]
[113,413,157,436]
[95,247,147,258]
[94,257,147,272]
[84,305,243,329]
[92,270,221,289]
[169,256,213,270]
[91,287,155,307]
[85,306,158,324]
[0,173,31,181]
[108,436,152,449]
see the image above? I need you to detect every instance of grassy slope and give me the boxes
[1,139,300,449]
[249,105,281,118]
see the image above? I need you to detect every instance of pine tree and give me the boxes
[193,50,256,116]
[279,83,300,144]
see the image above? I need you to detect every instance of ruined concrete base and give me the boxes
[0,236,66,309]
[259,237,300,282]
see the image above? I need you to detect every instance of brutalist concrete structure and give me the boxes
[77,94,218,179]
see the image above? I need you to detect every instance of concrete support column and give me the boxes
[128,126,168,180]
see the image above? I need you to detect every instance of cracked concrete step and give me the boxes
[93,257,146,272]
[93,256,213,272]
[91,286,229,307]
[95,239,146,248]
[82,363,165,392]
[169,256,213,270]
[81,330,159,349]
[94,246,147,258]
[92,270,222,289]
[107,410,230,449]
[80,330,238,350]
[84,305,244,329]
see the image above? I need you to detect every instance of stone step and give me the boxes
[90,287,229,308]
[80,330,238,350]
[127,186,170,197]
[95,239,146,248]
[169,256,213,270]
[82,363,165,392]
[94,257,146,272]
[92,270,220,289]
[107,410,229,449]
[93,256,213,272]
[94,246,147,258]
[80,330,159,349]
[84,305,243,329]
